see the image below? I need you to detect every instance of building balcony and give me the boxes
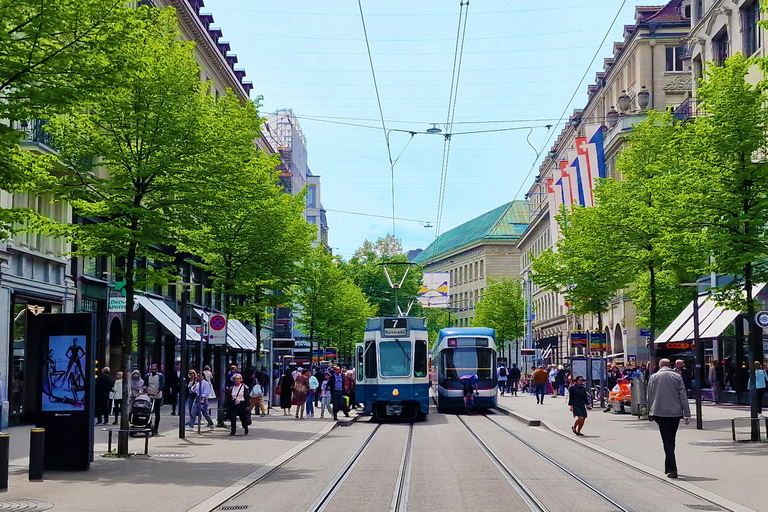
[673,97,704,122]
[13,119,58,152]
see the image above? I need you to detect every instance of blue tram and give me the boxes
[432,327,498,412]
[355,317,430,420]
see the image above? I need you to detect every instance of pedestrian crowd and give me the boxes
[277,365,358,421]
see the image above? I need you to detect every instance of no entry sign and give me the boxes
[208,313,227,346]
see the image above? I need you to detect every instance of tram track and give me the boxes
[456,415,548,512]
[307,423,415,512]
[480,414,632,512]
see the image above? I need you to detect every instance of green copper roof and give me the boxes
[413,201,529,264]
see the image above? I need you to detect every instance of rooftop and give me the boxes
[413,201,528,264]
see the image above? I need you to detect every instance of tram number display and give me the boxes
[383,318,407,337]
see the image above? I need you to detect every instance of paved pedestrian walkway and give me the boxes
[498,391,767,511]
[3,404,358,511]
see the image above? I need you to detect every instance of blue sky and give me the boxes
[203,0,650,259]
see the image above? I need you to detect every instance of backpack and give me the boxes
[499,367,507,377]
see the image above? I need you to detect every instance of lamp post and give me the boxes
[170,274,195,439]
[682,283,705,430]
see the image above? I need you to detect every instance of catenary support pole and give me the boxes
[693,288,704,430]
[0,433,8,491]
[179,289,188,439]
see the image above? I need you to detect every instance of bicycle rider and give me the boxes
[460,374,479,406]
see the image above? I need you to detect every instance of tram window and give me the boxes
[379,340,412,377]
[356,346,364,381]
[414,340,427,378]
[441,348,495,380]
[364,340,377,379]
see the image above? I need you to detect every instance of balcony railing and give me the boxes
[13,119,57,150]
[673,97,704,122]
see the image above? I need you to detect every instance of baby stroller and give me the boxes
[129,393,155,435]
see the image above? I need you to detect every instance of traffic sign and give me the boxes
[756,311,768,329]
[208,313,227,346]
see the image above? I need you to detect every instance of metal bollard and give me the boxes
[29,428,44,482]
[0,433,8,492]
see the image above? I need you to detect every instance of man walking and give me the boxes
[497,364,508,396]
[167,361,181,415]
[508,364,521,396]
[328,366,349,420]
[647,358,691,479]
[144,364,165,435]
[532,365,549,405]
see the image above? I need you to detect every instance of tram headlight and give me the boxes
[392,389,400,397]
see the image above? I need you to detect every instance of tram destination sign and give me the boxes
[383,318,407,337]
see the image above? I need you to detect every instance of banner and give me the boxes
[417,272,449,308]
[571,331,587,347]
[589,331,606,351]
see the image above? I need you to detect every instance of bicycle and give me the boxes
[463,391,479,415]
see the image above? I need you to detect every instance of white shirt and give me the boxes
[231,384,246,404]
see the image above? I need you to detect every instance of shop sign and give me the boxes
[108,297,126,313]
[664,342,692,350]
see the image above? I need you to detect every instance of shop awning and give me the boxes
[655,283,766,344]
[193,309,260,351]
[135,296,199,341]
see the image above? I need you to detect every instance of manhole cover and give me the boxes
[685,505,723,511]
[151,453,196,459]
[689,440,734,445]
[0,499,54,511]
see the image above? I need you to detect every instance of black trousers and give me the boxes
[152,397,163,433]
[95,396,110,423]
[510,380,519,395]
[654,416,681,473]
[331,391,345,419]
[229,402,250,434]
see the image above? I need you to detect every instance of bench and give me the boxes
[103,427,152,455]
[730,417,768,442]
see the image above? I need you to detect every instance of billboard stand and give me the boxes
[29,313,96,471]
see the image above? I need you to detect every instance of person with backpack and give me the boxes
[508,364,521,396]
[497,364,508,396]
[248,377,267,417]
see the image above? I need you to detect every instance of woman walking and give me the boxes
[278,369,294,416]
[708,362,719,403]
[95,367,113,425]
[307,370,318,418]
[293,370,309,419]
[568,375,591,436]
[228,374,250,436]
[187,370,198,416]
[320,374,332,418]
[345,370,357,409]
[111,371,123,425]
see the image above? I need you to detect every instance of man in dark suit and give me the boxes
[166,361,181,415]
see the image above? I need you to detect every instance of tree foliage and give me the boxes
[471,278,526,353]
[353,234,403,261]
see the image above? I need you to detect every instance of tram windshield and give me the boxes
[441,348,495,380]
[380,340,411,377]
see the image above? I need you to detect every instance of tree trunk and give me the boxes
[254,309,262,367]
[309,323,314,372]
[118,241,137,456]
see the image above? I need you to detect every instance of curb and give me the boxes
[495,404,755,512]
[188,421,338,512]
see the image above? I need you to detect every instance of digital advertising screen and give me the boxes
[41,335,87,412]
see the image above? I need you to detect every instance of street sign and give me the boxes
[208,313,227,346]
[756,311,768,329]
[640,328,651,337]
[571,331,587,347]
[108,297,126,313]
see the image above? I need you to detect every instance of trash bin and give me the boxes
[630,377,647,417]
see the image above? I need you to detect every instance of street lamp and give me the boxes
[681,282,706,430]
[169,273,195,439]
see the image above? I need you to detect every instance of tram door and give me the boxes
[355,343,365,405]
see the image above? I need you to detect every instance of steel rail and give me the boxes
[457,415,548,512]
[484,414,632,512]
[307,424,382,512]
[390,424,414,512]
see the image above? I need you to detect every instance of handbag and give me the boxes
[275,376,283,396]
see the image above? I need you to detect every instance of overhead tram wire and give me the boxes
[511,0,628,203]
[326,209,431,225]
[357,0,398,237]
[435,0,470,241]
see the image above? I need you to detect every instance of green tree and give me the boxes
[291,247,346,369]
[531,208,633,336]
[472,278,526,356]
[39,7,224,455]
[684,54,768,437]
[316,278,376,362]
[424,308,451,350]
[0,0,129,232]
[353,234,403,260]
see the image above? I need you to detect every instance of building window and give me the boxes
[694,0,703,21]
[743,2,761,56]
[713,29,729,66]
[306,185,316,208]
[665,46,686,72]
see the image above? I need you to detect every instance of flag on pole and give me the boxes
[585,124,606,188]
[567,150,586,206]
[558,160,574,206]
[575,136,594,207]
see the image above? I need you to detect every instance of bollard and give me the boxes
[29,428,44,482]
[0,433,8,492]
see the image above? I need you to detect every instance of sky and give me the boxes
[203,0,651,260]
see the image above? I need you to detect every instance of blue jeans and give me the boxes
[534,383,546,403]
[306,392,315,416]
[188,398,213,428]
